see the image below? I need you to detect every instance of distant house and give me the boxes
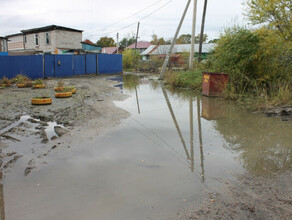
[0,36,8,53]
[141,43,216,61]
[82,39,101,53]
[6,25,83,55]
[101,47,119,54]
[126,41,151,53]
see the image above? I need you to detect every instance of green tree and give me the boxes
[150,34,166,45]
[244,0,292,40]
[176,34,191,44]
[176,34,208,44]
[119,37,135,50]
[96,37,116,47]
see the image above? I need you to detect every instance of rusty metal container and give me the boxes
[202,72,228,97]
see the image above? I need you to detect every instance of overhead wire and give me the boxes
[87,0,173,38]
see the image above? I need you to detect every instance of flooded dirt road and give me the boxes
[0,74,291,219]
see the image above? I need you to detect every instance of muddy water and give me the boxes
[2,75,292,220]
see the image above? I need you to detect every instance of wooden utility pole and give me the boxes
[189,0,198,69]
[198,0,208,63]
[159,0,192,80]
[135,22,140,50]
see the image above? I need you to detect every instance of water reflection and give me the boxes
[121,74,292,177]
[0,173,5,220]
[215,105,292,176]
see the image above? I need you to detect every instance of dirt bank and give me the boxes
[0,75,130,175]
[174,171,292,220]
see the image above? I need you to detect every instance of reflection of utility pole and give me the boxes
[197,97,205,182]
[159,0,192,79]
[0,172,5,220]
[161,84,190,160]
[135,86,140,114]
[190,97,194,172]
[189,0,198,69]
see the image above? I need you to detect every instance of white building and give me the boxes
[6,25,83,55]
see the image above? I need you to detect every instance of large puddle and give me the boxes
[1,74,292,220]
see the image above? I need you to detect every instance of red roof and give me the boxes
[102,47,117,54]
[82,39,95,45]
[126,41,151,49]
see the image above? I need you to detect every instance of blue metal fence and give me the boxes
[0,54,123,79]
[0,55,43,79]
[98,54,122,74]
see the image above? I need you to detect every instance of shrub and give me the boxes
[122,49,140,69]
[165,70,202,91]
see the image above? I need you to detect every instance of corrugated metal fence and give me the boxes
[0,54,122,79]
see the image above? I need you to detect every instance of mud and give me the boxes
[175,171,292,220]
[264,106,292,121]
[0,75,129,175]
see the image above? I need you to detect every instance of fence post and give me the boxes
[43,55,45,79]
[96,54,98,75]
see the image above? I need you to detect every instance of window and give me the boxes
[24,35,27,43]
[35,34,39,45]
[45,32,50,45]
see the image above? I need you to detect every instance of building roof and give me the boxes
[6,33,23,37]
[141,45,159,55]
[102,47,117,54]
[0,36,7,39]
[126,41,151,49]
[82,39,95,45]
[147,43,216,55]
[21,25,83,34]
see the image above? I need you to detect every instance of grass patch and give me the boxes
[165,70,202,91]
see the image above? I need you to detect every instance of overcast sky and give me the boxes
[0,0,248,42]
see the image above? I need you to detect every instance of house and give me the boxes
[141,43,216,61]
[0,36,8,53]
[6,25,83,55]
[82,39,101,53]
[126,41,151,53]
[101,47,119,54]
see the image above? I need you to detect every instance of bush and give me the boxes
[122,49,140,69]
[209,25,292,106]
[165,70,202,91]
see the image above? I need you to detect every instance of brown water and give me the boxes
[2,75,292,220]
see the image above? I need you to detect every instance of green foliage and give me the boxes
[165,70,202,91]
[33,78,44,85]
[244,0,292,40]
[13,74,31,84]
[209,24,292,107]
[150,34,166,45]
[209,26,260,94]
[0,76,10,85]
[122,49,140,69]
[176,34,208,44]
[96,37,116,47]
[119,37,135,50]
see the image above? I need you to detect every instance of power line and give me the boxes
[102,0,164,31]
[87,0,172,38]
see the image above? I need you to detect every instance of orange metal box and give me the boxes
[202,72,228,97]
